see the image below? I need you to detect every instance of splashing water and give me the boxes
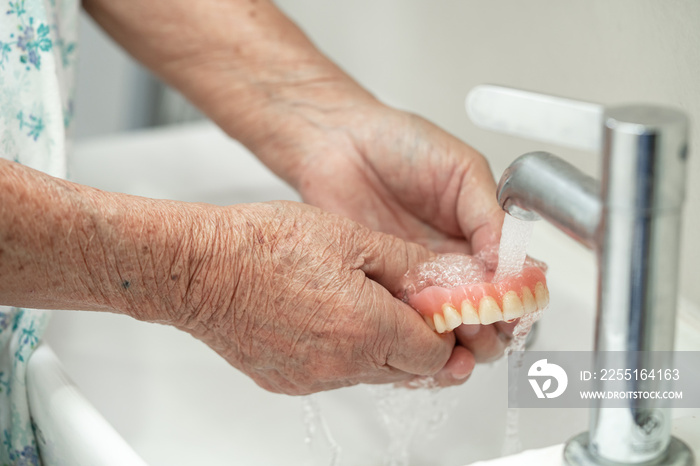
[501,308,546,456]
[301,395,342,466]
[300,381,452,466]
[368,378,454,466]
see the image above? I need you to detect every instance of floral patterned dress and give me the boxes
[1,0,78,464]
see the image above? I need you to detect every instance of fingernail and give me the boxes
[453,370,471,380]
[458,324,481,337]
[498,330,512,343]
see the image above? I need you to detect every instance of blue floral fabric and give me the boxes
[1,0,77,464]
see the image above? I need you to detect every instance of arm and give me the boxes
[0,159,459,393]
[0,158,197,317]
[83,0,503,254]
[83,0,509,363]
[82,0,369,183]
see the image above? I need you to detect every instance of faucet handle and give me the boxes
[466,85,604,152]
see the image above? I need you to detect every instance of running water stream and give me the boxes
[496,215,547,456]
[301,395,342,466]
[494,215,535,282]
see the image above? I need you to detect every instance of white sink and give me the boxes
[36,123,699,465]
[471,416,700,466]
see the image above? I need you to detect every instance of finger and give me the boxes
[495,319,519,339]
[359,230,435,295]
[454,323,509,363]
[252,364,413,396]
[454,150,506,256]
[362,369,425,386]
[432,345,476,386]
[424,236,471,255]
[398,345,476,389]
[457,323,481,337]
[360,277,455,376]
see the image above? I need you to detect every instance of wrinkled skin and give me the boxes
[297,107,503,256]
[0,107,511,395]
[173,201,460,395]
[259,101,515,380]
[0,161,465,396]
[81,0,512,391]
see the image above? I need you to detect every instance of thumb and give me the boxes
[359,231,434,296]
[357,230,455,377]
[455,154,505,255]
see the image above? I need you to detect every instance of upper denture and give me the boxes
[407,264,549,333]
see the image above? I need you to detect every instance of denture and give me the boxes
[402,253,548,334]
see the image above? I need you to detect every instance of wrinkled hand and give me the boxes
[297,105,504,257]
[173,201,470,395]
[304,107,514,370]
[0,159,464,396]
[82,0,510,388]
[254,99,511,382]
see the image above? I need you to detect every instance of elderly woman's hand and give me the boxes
[170,201,467,394]
[275,102,504,255]
[0,162,468,394]
[248,98,513,370]
[80,0,508,385]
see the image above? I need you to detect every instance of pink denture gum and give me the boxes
[402,253,548,333]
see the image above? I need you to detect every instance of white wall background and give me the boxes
[74,13,157,138]
[75,1,700,307]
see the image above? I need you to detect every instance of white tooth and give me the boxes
[461,300,480,325]
[423,314,436,331]
[442,304,462,331]
[535,282,549,309]
[502,291,525,321]
[433,314,447,333]
[521,286,537,314]
[478,296,502,325]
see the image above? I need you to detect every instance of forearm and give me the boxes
[83,0,377,184]
[0,159,230,324]
[0,164,462,391]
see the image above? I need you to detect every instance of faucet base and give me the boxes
[563,432,694,466]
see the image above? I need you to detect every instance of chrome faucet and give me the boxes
[466,85,693,465]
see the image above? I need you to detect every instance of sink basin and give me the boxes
[470,416,700,466]
[36,123,699,465]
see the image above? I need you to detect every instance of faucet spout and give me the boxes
[497,151,601,250]
[475,86,693,466]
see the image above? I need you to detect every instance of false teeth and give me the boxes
[461,300,480,325]
[535,282,549,309]
[416,281,549,333]
[502,291,525,321]
[433,313,447,333]
[521,286,537,314]
[426,283,549,332]
[478,296,502,325]
[443,304,463,331]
